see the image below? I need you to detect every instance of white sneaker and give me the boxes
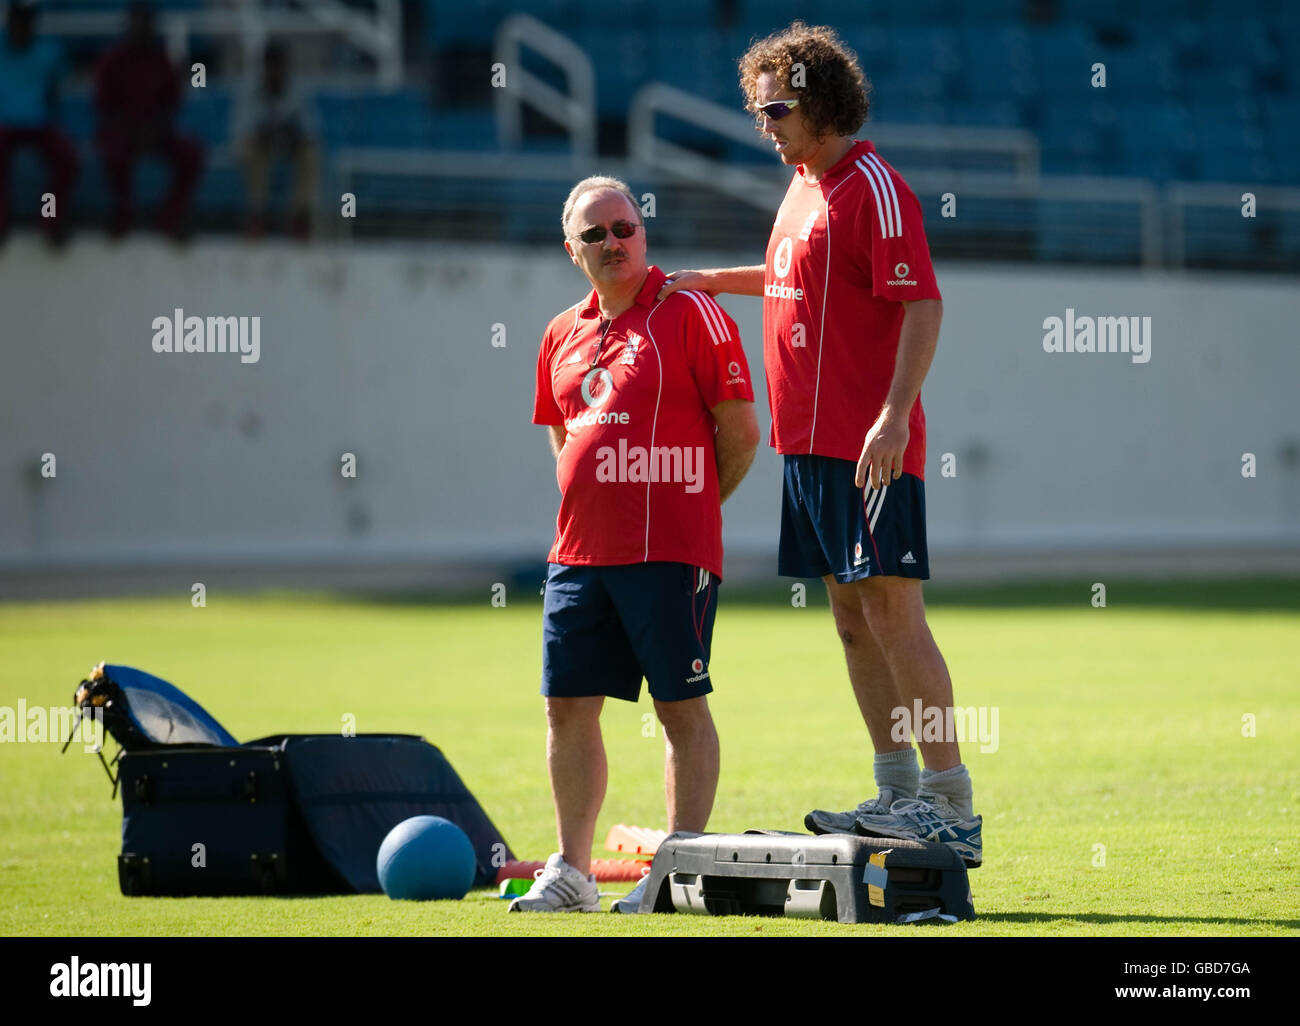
[609,873,651,914]
[507,854,600,912]
[804,787,905,835]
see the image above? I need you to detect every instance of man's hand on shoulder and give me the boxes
[657,266,766,301]
[657,270,715,302]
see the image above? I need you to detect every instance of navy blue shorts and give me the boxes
[778,454,930,582]
[541,562,718,703]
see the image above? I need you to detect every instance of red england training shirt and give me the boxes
[533,265,754,580]
[763,139,941,478]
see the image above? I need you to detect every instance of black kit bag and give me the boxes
[116,741,338,896]
[69,664,515,897]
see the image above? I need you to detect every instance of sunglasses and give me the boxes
[754,97,801,122]
[573,220,640,245]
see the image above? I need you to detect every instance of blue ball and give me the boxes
[377,816,477,901]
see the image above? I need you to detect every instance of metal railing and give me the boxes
[493,13,596,160]
[628,83,787,212]
[628,82,1042,215]
[42,0,404,88]
[330,142,1300,271]
[1165,181,1300,271]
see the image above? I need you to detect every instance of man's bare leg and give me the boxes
[654,695,719,833]
[854,576,959,772]
[825,575,912,753]
[545,695,606,874]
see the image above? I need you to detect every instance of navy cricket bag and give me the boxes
[68,663,515,896]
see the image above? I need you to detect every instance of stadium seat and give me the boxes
[960,24,1035,99]
[175,87,233,146]
[426,0,505,50]
[1114,102,1196,179]
[651,30,730,107]
[316,90,438,150]
[430,109,498,151]
[1057,0,1130,26]
[568,27,652,117]
[946,99,1021,128]
[568,0,656,27]
[953,0,1021,20]
[55,90,96,141]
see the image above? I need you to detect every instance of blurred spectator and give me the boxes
[232,41,320,240]
[0,2,78,246]
[95,1,203,239]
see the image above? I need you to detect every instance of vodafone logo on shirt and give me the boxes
[565,368,629,429]
[765,236,804,300]
[580,367,614,407]
[773,237,794,277]
[888,261,917,286]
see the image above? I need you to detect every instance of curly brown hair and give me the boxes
[738,21,870,141]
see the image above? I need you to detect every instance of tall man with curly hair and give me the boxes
[658,21,982,867]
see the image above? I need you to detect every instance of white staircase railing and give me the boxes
[628,82,1044,214]
[493,13,596,160]
[628,83,786,212]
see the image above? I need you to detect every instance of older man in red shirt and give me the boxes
[510,175,759,914]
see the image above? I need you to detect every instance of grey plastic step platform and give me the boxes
[638,830,975,924]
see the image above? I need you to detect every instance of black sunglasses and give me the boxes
[573,220,640,245]
[754,98,801,121]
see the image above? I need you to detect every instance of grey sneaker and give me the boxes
[854,792,983,869]
[805,787,905,835]
[507,853,600,912]
[609,873,651,914]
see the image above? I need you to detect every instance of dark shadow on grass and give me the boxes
[973,912,1300,929]
[352,576,1300,614]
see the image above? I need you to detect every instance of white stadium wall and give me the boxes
[2,236,1298,588]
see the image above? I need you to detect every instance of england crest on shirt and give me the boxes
[621,332,642,365]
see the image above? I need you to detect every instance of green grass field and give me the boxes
[2,579,1297,937]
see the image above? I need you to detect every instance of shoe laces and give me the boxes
[855,788,896,815]
[533,862,562,885]
[525,860,588,904]
[889,793,945,819]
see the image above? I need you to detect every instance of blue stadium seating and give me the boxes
[425,0,506,50]
[316,90,438,150]
[21,0,1297,257]
[568,27,654,116]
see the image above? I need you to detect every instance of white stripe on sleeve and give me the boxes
[865,153,903,239]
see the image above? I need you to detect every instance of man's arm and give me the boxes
[856,298,943,489]
[710,399,760,503]
[657,266,765,301]
[546,424,567,461]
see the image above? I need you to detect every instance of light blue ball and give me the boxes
[377,816,477,901]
